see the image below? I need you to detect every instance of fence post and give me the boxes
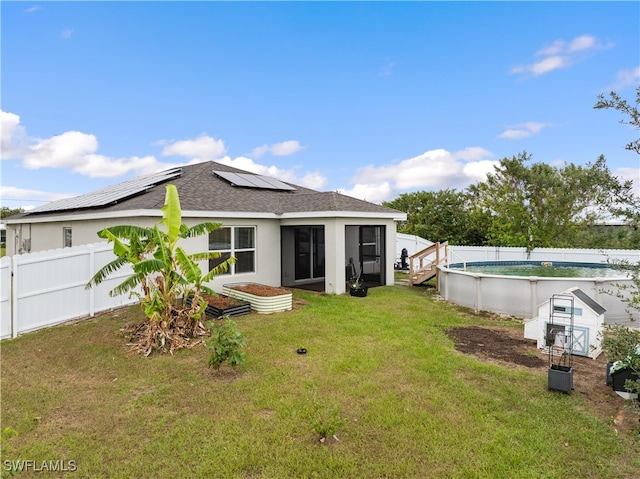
[88,244,95,317]
[11,255,18,338]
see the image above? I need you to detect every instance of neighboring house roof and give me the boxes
[7,161,405,222]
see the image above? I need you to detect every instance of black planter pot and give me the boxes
[349,286,368,297]
[611,368,639,393]
[548,364,573,394]
[186,296,251,319]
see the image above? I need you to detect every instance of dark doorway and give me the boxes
[359,225,385,287]
[282,226,325,291]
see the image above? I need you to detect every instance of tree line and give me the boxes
[383,88,640,250]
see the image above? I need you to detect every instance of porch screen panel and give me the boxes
[295,228,311,280]
[313,227,325,278]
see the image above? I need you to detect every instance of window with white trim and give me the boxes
[209,226,255,275]
[63,227,72,248]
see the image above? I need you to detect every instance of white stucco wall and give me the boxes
[7,214,399,296]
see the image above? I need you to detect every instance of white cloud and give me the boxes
[252,140,303,158]
[24,6,41,14]
[161,134,226,160]
[23,130,98,169]
[343,147,498,202]
[2,110,324,196]
[0,185,70,203]
[512,34,610,77]
[61,29,73,39]
[1,111,27,159]
[497,122,548,139]
[1,109,184,178]
[608,66,640,91]
[614,166,640,198]
[338,182,394,204]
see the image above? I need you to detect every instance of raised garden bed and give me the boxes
[186,293,251,319]
[222,283,292,314]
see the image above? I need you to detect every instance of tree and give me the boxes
[595,86,640,321]
[86,184,235,355]
[593,86,640,247]
[594,85,640,155]
[0,207,24,219]
[383,189,490,245]
[467,152,634,251]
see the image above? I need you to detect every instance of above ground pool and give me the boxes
[448,261,629,279]
[438,260,635,325]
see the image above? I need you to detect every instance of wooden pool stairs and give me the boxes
[409,241,449,286]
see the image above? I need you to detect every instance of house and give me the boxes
[4,161,406,295]
[523,286,606,359]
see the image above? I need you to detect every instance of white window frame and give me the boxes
[209,226,256,275]
[63,227,72,248]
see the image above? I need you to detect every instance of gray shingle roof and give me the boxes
[16,161,402,219]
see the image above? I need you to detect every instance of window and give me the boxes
[63,227,72,248]
[209,226,255,275]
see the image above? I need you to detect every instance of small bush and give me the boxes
[309,394,347,440]
[205,319,246,370]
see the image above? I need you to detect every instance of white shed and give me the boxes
[524,286,606,359]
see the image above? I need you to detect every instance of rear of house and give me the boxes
[4,161,406,295]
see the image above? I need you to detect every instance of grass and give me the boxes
[1,285,638,478]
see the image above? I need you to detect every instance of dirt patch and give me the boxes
[231,284,290,297]
[449,326,546,368]
[447,325,639,436]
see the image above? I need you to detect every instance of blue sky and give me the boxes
[2,1,639,210]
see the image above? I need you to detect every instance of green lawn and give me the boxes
[1,285,638,478]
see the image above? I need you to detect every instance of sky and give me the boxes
[2,1,639,211]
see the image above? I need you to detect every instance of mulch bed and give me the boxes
[230,284,290,297]
[201,293,246,308]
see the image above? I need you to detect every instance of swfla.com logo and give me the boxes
[3,459,77,473]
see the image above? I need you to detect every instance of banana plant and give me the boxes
[86,184,235,325]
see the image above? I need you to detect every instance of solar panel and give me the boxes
[29,167,183,214]
[213,171,296,191]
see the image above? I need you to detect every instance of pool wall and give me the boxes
[438,247,640,326]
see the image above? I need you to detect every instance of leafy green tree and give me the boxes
[594,86,640,155]
[0,207,24,219]
[467,152,634,250]
[383,189,489,245]
[86,184,235,355]
[595,86,640,322]
[593,86,640,248]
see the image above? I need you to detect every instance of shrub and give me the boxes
[205,319,246,370]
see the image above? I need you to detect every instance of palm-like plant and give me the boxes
[86,184,235,355]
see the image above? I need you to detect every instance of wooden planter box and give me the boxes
[223,283,292,314]
[186,294,251,319]
[548,365,573,394]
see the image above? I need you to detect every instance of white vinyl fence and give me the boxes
[1,242,138,340]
